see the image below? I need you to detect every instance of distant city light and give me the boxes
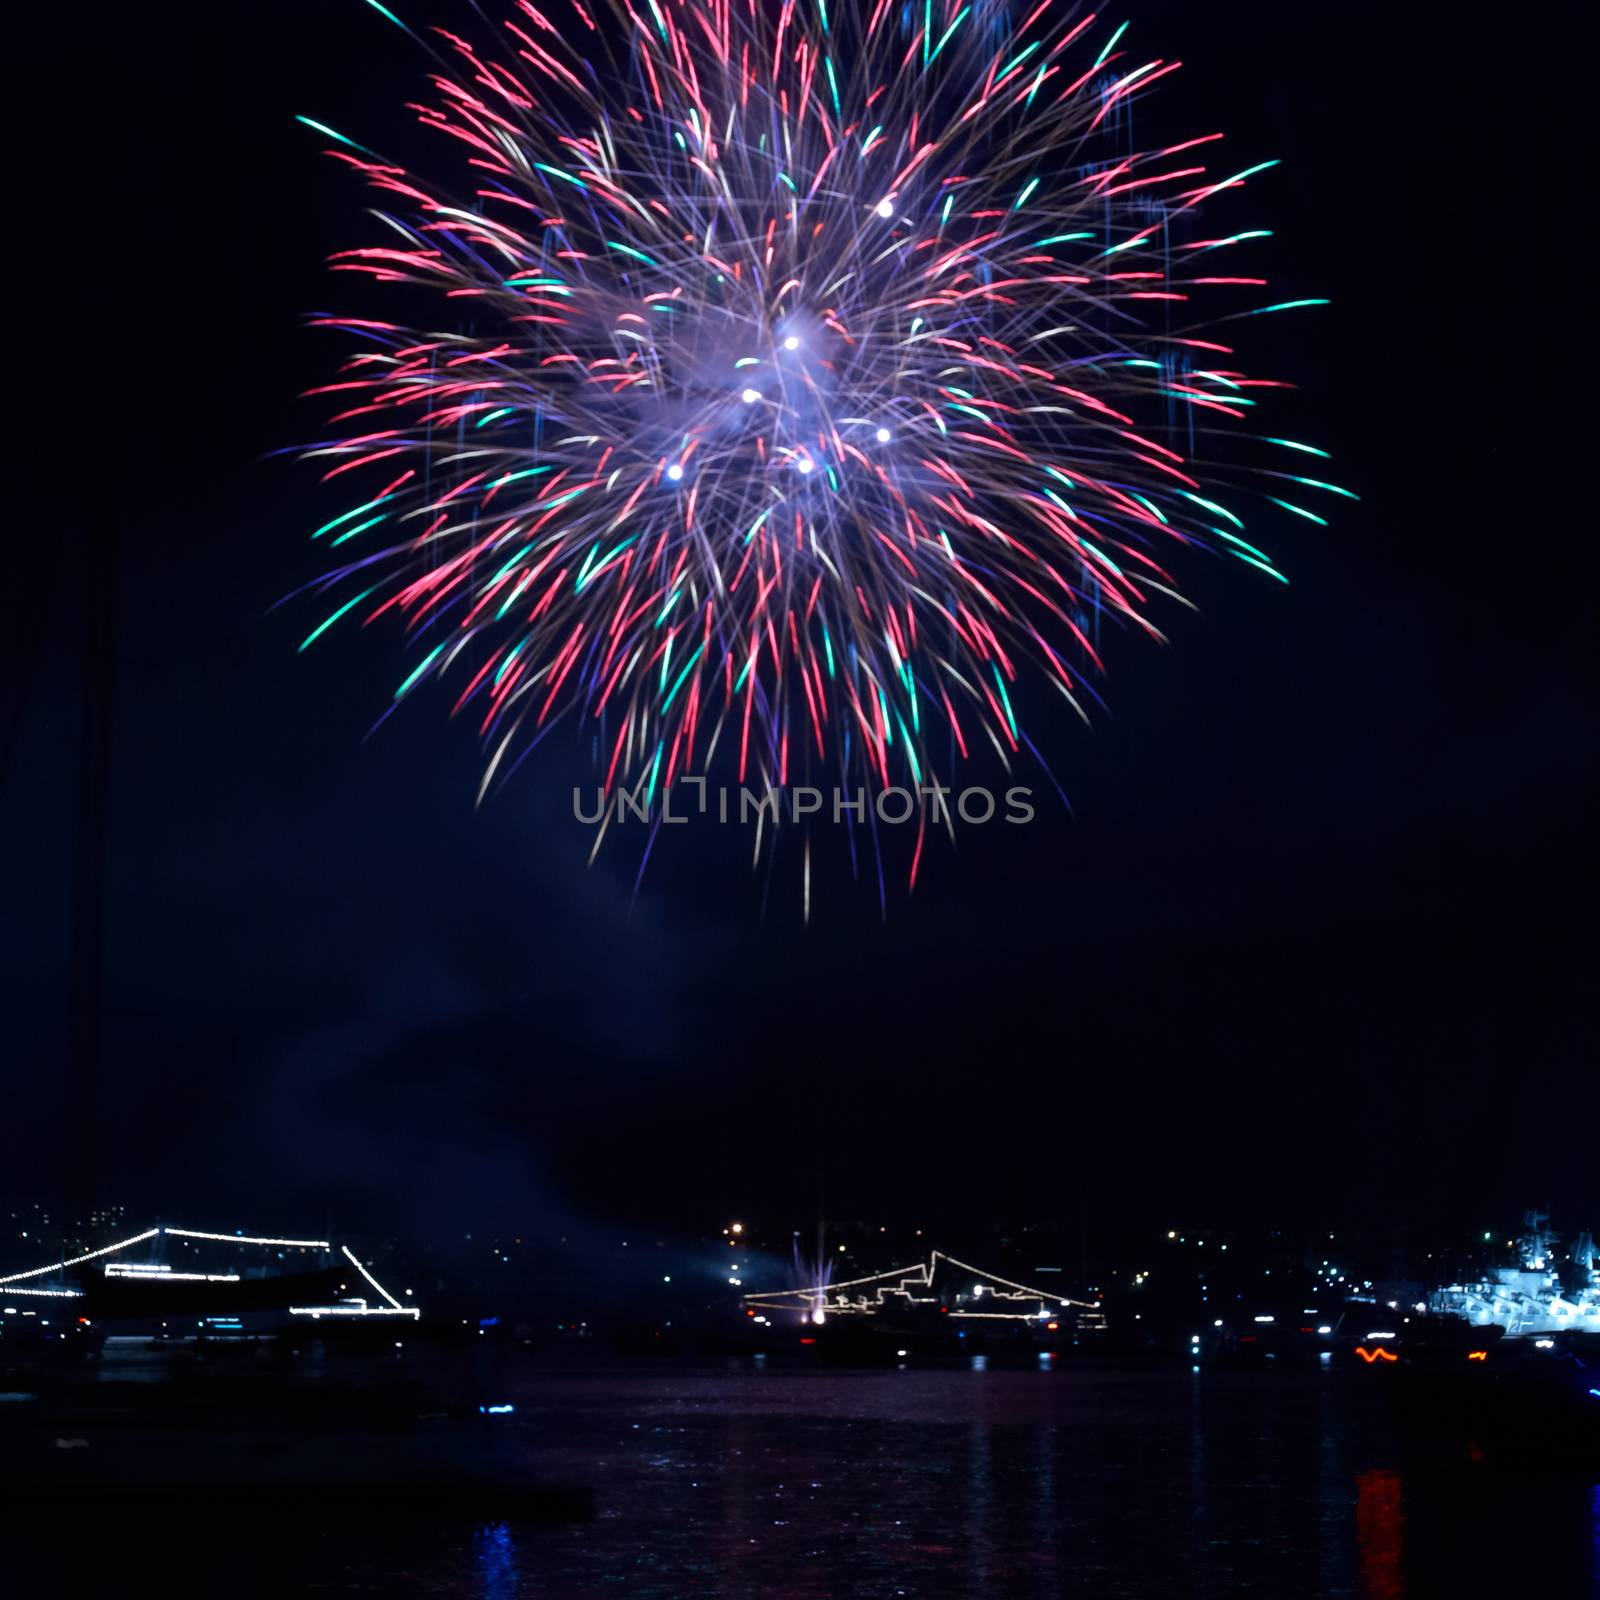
[741,388,760,404]
[875,427,891,443]
[875,198,894,218]
[783,335,800,351]
[666,463,684,482]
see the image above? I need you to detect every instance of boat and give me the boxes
[1431,1213,1600,1336]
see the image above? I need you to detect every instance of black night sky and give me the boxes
[4,0,1592,1257]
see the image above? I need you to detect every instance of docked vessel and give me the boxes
[740,1249,1107,1359]
[1431,1212,1600,1336]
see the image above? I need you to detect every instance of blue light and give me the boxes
[479,1402,516,1415]
[479,1316,500,1328]
[477,1523,515,1600]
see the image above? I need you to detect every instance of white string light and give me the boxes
[950,1310,1054,1322]
[163,1228,330,1249]
[0,1229,160,1285]
[289,1305,420,1319]
[104,1265,241,1283]
[339,1245,405,1311]
[936,1252,1098,1309]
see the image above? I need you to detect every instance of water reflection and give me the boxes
[474,1523,516,1600]
[1355,1469,1405,1600]
[2,1363,1592,1598]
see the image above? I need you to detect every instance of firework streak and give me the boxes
[295,0,1348,891]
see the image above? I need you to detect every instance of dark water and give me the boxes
[8,1359,1597,1597]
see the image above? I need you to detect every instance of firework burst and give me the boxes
[295,0,1347,891]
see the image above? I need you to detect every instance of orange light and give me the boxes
[1046,1321,1059,1332]
[1355,1345,1398,1364]
[1467,1350,1487,1361]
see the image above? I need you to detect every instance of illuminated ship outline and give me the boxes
[741,1249,1103,1331]
[0,1225,418,1321]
